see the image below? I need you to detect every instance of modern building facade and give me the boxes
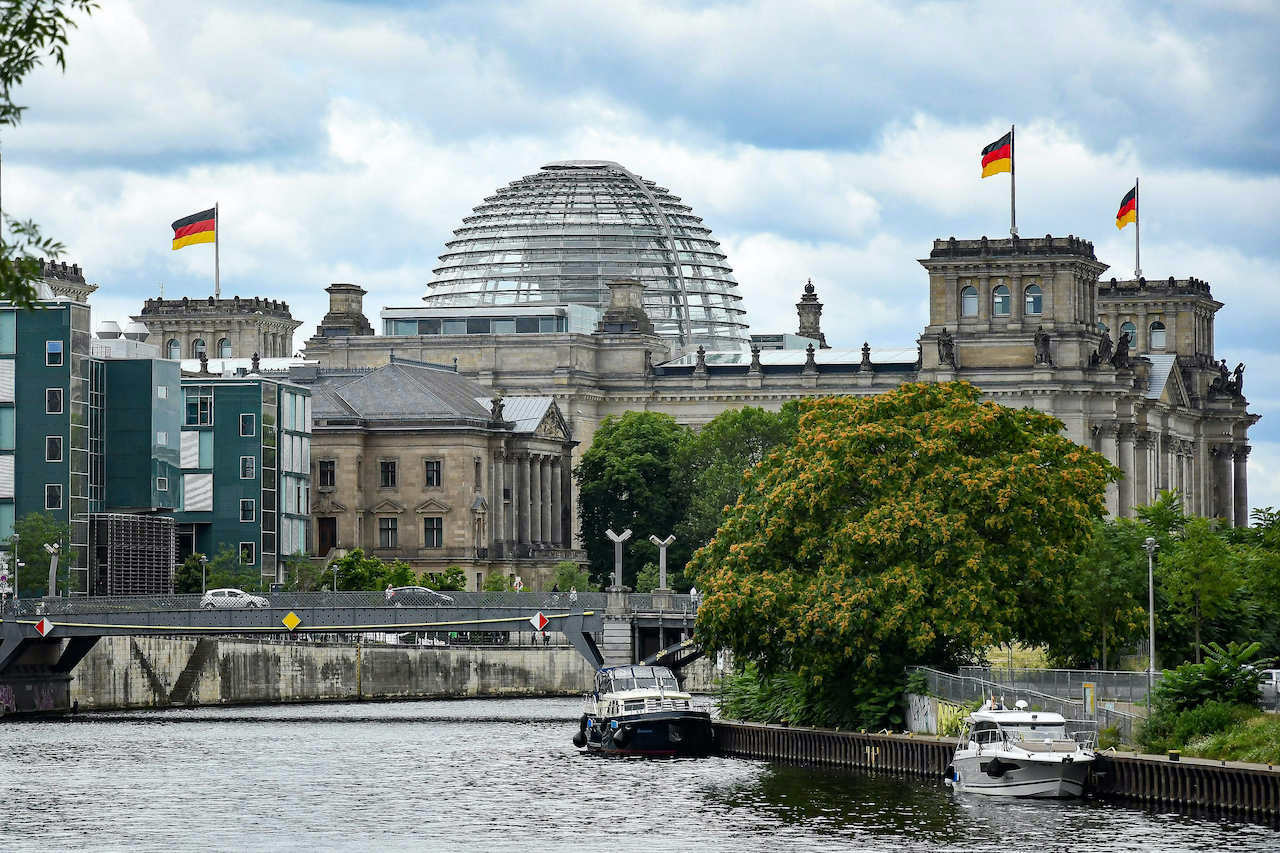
[291,357,581,590]
[175,371,312,584]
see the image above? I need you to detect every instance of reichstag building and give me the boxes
[170,159,1256,572]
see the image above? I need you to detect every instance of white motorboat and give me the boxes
[572,664,715,756]
[946,699,1096,798]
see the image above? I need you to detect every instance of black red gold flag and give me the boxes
[172,208,216,250]
[981,131,1012,178]
[1116,186,1137,230]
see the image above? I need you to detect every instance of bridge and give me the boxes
[0,589,699,714]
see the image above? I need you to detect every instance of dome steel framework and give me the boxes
[423,160,750,349]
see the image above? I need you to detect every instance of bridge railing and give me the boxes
[6,590,610,618]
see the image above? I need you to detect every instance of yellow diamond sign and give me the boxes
[282,611,301,631]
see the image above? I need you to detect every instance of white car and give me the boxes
[200,588,270,609]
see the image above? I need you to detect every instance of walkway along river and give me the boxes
[3,698,1277,852]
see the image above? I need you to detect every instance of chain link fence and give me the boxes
[959,665,1160,706]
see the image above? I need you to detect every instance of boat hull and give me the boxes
[949,754,1092,798]
[580,710,715,757]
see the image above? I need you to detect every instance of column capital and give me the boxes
[1233,445,1252,462]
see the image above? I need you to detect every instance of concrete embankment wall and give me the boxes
[713,720,1280,822]
[69,636,721,711]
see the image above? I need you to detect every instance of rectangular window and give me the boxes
[0,501,13,543]
[423,516,443,548]
[474,457,482,490]
[515,317,540,333]
[45,340,64,366]
[240,456,256,479]
[379,517,398,549]
[239,542,255,565]
[466,318,491,334]
[441,319,467,335]
[424,459,442,488]
[45,483,62,510]
[318,459,335,487]
[45,435,62,462]
[156,477,168,492]
[240,499,256,522]
[0,312,14,354]
[417,319,441,335]
[539,317,559,333]
[184,387,213,426]
[157,385,168,400]
[240,413,256,436]
[491,319,516,335]
[380,460,397,488]
[156,430,167,447]
[46,388,63,414]
[0,407,13,451]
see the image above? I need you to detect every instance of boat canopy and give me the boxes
[596,665,680,693]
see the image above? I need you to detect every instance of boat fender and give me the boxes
[613,725,631,747]
[578,714,589,733]
[572,730,587,748]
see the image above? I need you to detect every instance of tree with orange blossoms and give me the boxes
[689,382,1119,728]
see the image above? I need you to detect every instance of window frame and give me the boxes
[379,459,397,489]
[45,483,63,510]
[45,435,63,463]
[424,458,442,488]
[423,516,443,549]
[45,388,64,415]
[960,284,978,318]
[240,499,256,523]
[378,516,398,549]
[1149,320,1167,350]
[992,283,1011,317]
[166,339,181,360]
[191,338,207,359]
[240,455,257,480]
[1024,283,1043,316]
[217,338,232,359]
[156,476,168,492]
[317,459,336,488]
[45,340,64,367]
[240,413,256,437]
[239,542,256,565]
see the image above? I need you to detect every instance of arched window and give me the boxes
[191,338,207,359]
[1149,321,1166,349]
[166,339,180,360]
[1098,321,1109,334]
[217,338,231,359]
[960,285,978,317]
[992,284,1011,316]
[1024,284,1042,315]
[1120,321,1137,346]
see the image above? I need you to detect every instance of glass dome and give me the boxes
[423,160,750,350]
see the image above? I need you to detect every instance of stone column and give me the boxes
[1095,424,1119,518]
[516,453,530,548]
[493,452,505,556]
[529,454,542,545]
[551,459,563,547]
[1117,425,1136,518]
[1133,431,1151,508]
[541,457,553,546]
[1233,446,1250,528]
[560,454,574,549]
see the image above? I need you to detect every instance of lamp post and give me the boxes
[199,554,208,594]
[1143,536,1159,713]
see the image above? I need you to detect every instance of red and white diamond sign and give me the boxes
[528,612,549,631]
[35,618,54,637]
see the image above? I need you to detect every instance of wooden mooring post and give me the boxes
[712,721,1280,821]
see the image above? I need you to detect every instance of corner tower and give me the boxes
[796,279,829,348]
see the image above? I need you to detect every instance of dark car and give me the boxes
[387,586,454,606]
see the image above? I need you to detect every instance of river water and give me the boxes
[1,698,1274,852]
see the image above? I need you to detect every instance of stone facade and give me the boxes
[300,233,1259,533]
[133,296,302,361]
[293,358,582,590]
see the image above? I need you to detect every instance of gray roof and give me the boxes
[308,361,493,422]
[1145,354,1179,401]
[478,396,555,433]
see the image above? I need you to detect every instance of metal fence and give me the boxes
[911,666,1142,744]
[960,666,1160,706]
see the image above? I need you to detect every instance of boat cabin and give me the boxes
[594,665,681,699]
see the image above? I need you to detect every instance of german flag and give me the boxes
[981,131,1012,178]
[172,207,216,250]
[1116,186,1137,230]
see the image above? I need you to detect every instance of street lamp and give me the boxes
[1143,536,1160,713]
[199,554,209,593]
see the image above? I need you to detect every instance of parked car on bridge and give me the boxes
[387,586,454,606]
[199,588,270,609]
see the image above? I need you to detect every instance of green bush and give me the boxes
[1153,641,1264,712]
[1187,714,1280,765]
[717,660,906,730]
[1139,701,1258,754]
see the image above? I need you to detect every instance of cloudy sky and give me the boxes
[6,0,1279,512]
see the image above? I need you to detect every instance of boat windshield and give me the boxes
[1003,723,1068,742]
[605,665,682,692]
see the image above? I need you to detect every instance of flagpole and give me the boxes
[1009,124,1017,237]
[1133,178,1141,279]
[214,201,220,299]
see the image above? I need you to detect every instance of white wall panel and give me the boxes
[183,473,213,511]
[0,454,13,498]
[181,431,199,468]
[0,361,13,403]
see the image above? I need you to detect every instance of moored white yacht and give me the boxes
[573,664,715,756]
[947,699,1096,797]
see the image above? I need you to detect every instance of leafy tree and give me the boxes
[1152,641,1264,713]
[174,553,205,594]
[4,511,73,596]
[204,546,259,591]
[552,560,590,592]
[482,570,513,591]
[424,565,466,592]
[688,383,1118,729]
[574,411,691,587]
[674,405,798,564]
[0,0,97,308]
[1051,518,1149,669]
[635,561,660,593]
[282,551,325,591]
[1161,517,1239,663]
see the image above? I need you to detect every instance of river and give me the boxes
[1,698,1274,852]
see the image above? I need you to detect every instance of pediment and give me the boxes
[470,495,488,514]
[1162,362,1191,408]
[535,403,570,440]
[371,498,405,514]
[414,497,452,515]
[313,495,348,514]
